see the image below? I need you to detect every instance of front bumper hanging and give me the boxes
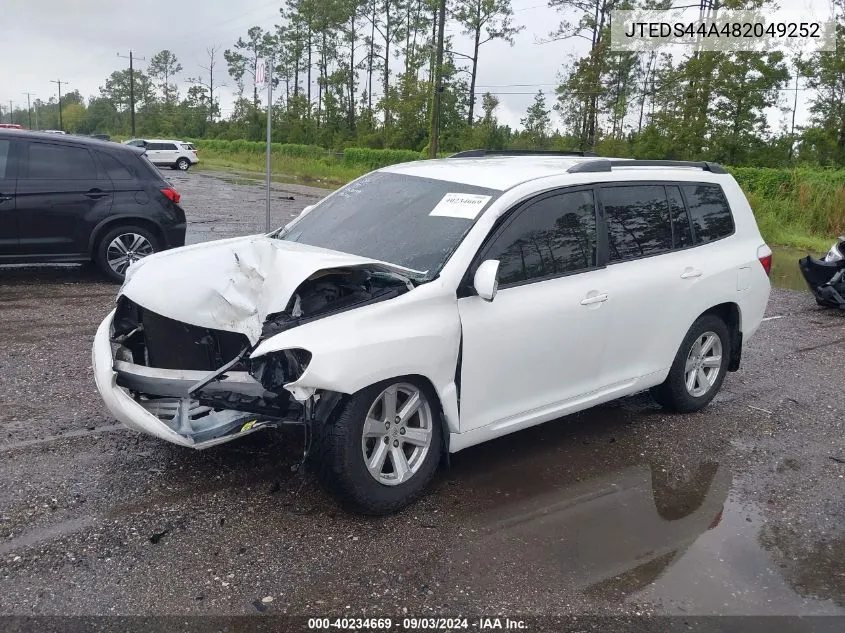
[92,310,298,448]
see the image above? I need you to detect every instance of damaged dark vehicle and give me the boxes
[799,237,845,309]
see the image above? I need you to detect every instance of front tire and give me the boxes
[314,378,442,515]
[176,157,191,171]
[94,225,160,282]
[650,314,730,413]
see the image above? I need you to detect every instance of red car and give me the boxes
[0,123,24,129]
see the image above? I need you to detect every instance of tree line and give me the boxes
[3,0,845,167]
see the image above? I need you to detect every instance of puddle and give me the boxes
[634,493,844,614]
[771,245,816,292]
[440,415,845,615]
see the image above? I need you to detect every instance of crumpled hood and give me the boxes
[119,235,415,344]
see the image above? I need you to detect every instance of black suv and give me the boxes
[0,130,186,281]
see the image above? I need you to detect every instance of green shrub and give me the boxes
[341,147,423,169]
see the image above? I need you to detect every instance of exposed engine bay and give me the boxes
[105,266,413,446]
[261,268,411,338]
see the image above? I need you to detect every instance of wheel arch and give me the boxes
[701,302,743,371]
[88,216,166,258]
[317,373,453,458]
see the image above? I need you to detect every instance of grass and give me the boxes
[192,140,844,253]
[729,167,845,252]
[196,149,366,188]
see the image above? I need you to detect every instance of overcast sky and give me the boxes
[0,0,835,133]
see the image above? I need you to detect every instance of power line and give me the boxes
[174,0,282,48]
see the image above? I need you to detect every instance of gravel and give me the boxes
[0,169,843,617]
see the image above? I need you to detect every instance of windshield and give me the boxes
[275,171,501,280]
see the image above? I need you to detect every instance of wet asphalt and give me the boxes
[0,169,843,619]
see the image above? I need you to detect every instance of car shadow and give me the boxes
[0,262,113,287]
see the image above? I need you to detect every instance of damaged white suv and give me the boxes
[93,152,772,514]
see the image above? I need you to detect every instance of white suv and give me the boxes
[92,152,772,514]
[124,138,199,171]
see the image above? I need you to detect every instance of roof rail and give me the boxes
[449,149,597,158]
[567,159,727,174]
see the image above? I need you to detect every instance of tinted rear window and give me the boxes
[682,184,734,243]
[27,142,98,179]
[601,185,672,261]
[139,154,163,179]
[97,151,134,180]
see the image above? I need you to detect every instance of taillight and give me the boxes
[757,244,772,276]
[160,187,181,204]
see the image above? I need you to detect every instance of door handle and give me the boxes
[681,268,703,279]
[580,293,609,306]
[86,189,107,199]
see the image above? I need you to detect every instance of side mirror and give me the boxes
[473,259,500,302]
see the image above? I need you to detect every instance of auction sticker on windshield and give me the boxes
[429,193,492,220]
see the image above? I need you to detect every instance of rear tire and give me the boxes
[650,314,730,413]
[94,225,160,282]
[313,378,442,515]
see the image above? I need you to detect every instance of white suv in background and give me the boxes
[93,151,772,514]
[124,138,199,171]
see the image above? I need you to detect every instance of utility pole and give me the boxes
[7,101,12,124]
[265,58,273,232]
[118,51,145,137]
[22,92,33,129]
[429,0,446,159]
[50,80,66,130]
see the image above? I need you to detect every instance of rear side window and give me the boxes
[0,140,10,179]
[97,151,133,180]
[666,186,693,248]
[487,190,597,286]
[682,184,734,243]
[139,155,163,179]
[27,142,99,179]
[163,143,178,150]
[601,185,672,261]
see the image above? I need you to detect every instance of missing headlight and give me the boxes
[249,349,312,393]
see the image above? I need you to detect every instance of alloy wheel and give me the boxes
[684,331,723,397]
[106,233,154,276]
[361,383,434,486]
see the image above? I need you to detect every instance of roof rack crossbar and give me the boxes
[567,159,727,174]
[449,149,597,158]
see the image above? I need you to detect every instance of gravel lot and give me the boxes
[0,169,843,619]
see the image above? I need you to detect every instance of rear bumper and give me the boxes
[162,220,187,248]
[92,310,275,448]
